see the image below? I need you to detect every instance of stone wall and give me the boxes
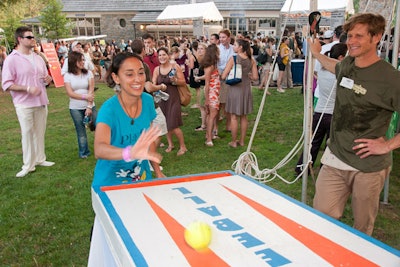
[100,14,136,42]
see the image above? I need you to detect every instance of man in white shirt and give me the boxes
[218,29,234,132]
[313,26,343,102]
[57,40,68,60]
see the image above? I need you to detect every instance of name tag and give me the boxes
[340,77,354,89]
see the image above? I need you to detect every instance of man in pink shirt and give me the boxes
[2,26,55,177]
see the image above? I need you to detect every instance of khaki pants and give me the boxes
[313,164,389,235]
[15,105,48,171]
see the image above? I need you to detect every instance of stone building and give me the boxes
[60,0,286,41]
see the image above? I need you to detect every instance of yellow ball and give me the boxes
[184,222,212,251]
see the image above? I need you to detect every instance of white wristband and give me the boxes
[26,86,30,93]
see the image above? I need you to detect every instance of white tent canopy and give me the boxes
[281,0,354,14]
[60,35,107,42]
[157,1,223,22]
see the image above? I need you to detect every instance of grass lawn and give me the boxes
[0,82,399,265]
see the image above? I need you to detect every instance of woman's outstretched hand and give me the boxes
[130,125,162,163]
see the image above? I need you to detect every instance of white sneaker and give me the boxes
[37,161,55,167]
[16,168,35,178]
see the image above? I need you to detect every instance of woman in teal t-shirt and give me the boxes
[93,53,161,187]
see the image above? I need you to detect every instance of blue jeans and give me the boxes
[69,107,97,158]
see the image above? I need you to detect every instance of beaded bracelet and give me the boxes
[122,146,132,162]
[82,94,87,100]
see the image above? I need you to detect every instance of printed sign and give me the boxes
[41,43,64,88]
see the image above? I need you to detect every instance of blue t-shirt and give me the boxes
[93,93,156,187]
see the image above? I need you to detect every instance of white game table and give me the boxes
[88,171,400,266]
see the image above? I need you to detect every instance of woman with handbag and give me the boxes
[221,39,258,148]
[152,47,188,156]
[64,51,97,158]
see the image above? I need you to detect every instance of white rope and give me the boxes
[233,1,340,184]
[233,0,307,183]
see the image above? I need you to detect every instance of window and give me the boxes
[228,18,237,35]
[238,18,246,34]
[86,18,93,36]
[228,17,247,36]
[68,17,101,36]
[120,19,126,28]
[94,18,101,35]
[259,18,276,28]
[248,18,257,34]
[78,18,86,35]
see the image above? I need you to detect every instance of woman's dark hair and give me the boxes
[236,39,252,59]
[105,52,144,88]
[200,43,219,68]
[191,40,198,51]
[157,46,169,56]
[68,51,88,75]
[325,43,348,59]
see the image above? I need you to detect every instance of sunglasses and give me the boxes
[22,36,35,40]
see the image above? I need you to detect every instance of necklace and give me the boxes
[119,93,139,125]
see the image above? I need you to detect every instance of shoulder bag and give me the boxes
[225,55,242,85]
[177,83,191,106]
[256,53,268,65]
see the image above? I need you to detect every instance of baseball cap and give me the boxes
[323,30,334,39]
[71,41,82,51]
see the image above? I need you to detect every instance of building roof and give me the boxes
[61,0,285,12]
[21,16,41,24]
[131,12,161,23]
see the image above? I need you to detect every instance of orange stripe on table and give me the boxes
[101,172,232,191]
[223,186,379,267]
[144,194,229,267]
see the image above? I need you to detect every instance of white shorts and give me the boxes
[153,107,168,136]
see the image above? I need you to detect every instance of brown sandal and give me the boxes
[177,148,188,156]
[165,146,174,153]
[228,141,237,148]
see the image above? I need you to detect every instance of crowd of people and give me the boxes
[2,12,400,238]
[51,30,283,159]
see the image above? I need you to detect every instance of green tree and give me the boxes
[39,0,70,40]
[0,0,47,49]
[3,15,23,49]
[0,0,20,9]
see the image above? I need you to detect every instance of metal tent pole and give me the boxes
[301,0,318,203]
